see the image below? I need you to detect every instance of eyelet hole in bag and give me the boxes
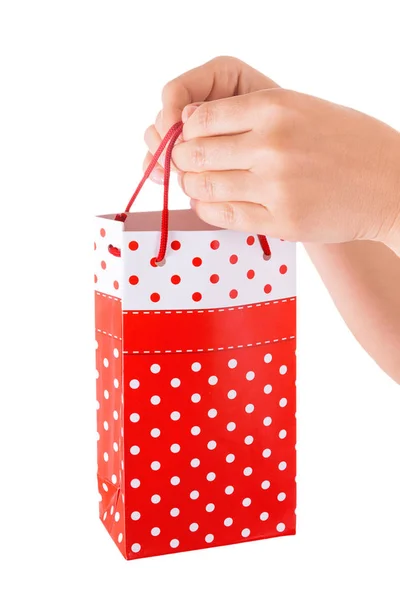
[110,122,271,262]
[154,258,166,267]
[108,244,121,257]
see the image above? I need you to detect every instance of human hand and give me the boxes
[143,57,400,383]
[143,56,279,181]
[172,89,400,248]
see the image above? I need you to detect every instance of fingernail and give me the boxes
[149,167,164,184]
[182,104,200,123]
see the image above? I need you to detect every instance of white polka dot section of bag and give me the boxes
[94,123,296,560]
[94,218,295,310]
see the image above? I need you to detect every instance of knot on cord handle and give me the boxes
[112,121,271,262]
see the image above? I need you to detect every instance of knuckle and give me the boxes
[267,103,289,132]
[187,173,233,203]
[197,103,215,133]
[220,202,237,227]
[262,90,299,138]
[191,141,207,169]
[199,173,216,201]
[263,88,296,108]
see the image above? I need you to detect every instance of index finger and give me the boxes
[182,93,258,140]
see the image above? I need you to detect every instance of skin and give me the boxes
[143,56,400,383]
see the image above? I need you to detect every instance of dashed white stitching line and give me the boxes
[121,335,295,354]
[123,297,295,315]
[96,292,121,302]
[96,329,122,341]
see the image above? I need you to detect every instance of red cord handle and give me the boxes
[112,121,271,262]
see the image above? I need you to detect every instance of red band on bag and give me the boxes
[112,122,271,262]
[95,292,295,354]
[121,299,295,354]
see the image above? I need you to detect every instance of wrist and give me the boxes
[383,211,400,256]
[374,130,400,255]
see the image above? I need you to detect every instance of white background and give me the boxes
[1,1,399,598]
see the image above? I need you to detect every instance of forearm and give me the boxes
[305,240,400,383]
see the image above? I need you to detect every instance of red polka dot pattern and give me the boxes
[151,293,161,303]
[93,217,296,313]
[192,292,202,302]
[129,276,139,286]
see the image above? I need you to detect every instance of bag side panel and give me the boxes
[94,217,127,557]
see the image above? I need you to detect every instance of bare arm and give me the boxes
[305,241,400,382]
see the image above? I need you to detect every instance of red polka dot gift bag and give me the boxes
[94,123,296,560]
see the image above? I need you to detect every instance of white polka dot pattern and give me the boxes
[96,321,296,559]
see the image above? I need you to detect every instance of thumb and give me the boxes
[191,199,274,235]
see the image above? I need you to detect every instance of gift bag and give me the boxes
[94,123,296,560]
